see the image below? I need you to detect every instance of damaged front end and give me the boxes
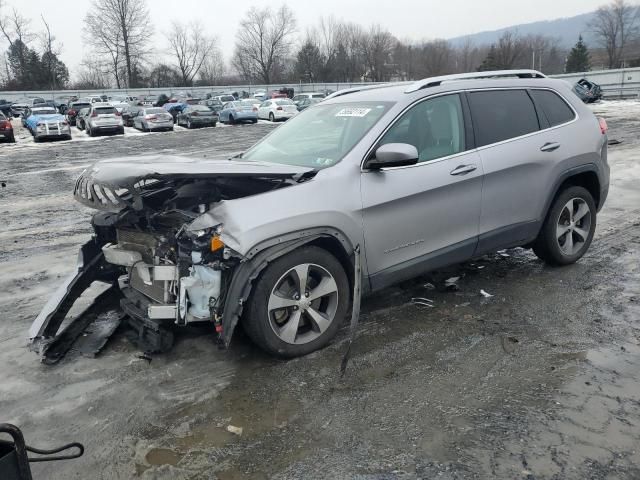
[29,155,315,362]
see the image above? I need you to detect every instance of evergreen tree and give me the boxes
[477,45,499,71]
[565,35,591,73]
[295,40,325,82]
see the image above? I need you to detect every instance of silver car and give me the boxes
[85,103,125,137]
[30,70,610,359]
[132,107,174,132]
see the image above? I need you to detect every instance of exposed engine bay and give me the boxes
[28,156,317,361]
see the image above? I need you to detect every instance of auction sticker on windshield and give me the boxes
[335,107,372,117]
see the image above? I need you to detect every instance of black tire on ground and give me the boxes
[212,122,217,128]
[269,113,275,122]
[243,246,350,358]
[229,115,235,125]
[118,128,124,135]
[88,127,95,137]
[533,185,597,266]
[187,120,192,129]
[8,133,15,143]
[252,119,258,124]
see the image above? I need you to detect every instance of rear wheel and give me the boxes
[187,119,192,129]
[243,246,349,358]
[229,115,235,125]
[533,186,596,266]
[8,133,15,143]
[269,112,275,122]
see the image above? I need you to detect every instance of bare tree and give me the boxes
[590,0,640,68]
[233,5,296,84]
[494,30,526,69]
[167,21,216,86]
[360,25,395,81]
[198,47,225,85]
[73,56,112,89]
[84,0,152,87]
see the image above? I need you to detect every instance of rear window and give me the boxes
[311,94,325,98]
[190,105,210,112]
[72,103,90,109]
[530,89,576,127]
[220,95,235,102]
[276,99,294,106]
[468,90,540,147]
[145,108,164,114]
[95,107,116,114]
[32,108,57,115]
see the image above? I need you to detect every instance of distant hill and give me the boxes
[448,12,597,49]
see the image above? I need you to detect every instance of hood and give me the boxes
[73,154,315,213]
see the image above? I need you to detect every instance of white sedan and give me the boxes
[257,99,298,122]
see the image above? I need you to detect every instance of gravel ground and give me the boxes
[1,103,639,480]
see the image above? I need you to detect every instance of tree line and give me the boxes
[0,0,638,91]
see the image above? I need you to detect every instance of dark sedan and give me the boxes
[176,105,218,129]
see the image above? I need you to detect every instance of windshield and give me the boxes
[242,102,392,168]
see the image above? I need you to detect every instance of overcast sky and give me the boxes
[3,0,611,75]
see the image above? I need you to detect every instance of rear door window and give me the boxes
[468,90,540,147]
[529,89,576,127]
[95,107,116,115]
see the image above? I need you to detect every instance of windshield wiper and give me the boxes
[228,152,244,160]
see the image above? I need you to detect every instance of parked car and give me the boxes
[292,92,326,107]
[218,100,258,124]
[296,98,322,112]
[140,95,156,106]
[252,90,267,101]
[258,98,298,122]
[88,95,104,104]
[10,99,30,118]
[153,94,170,107]
[163,102,187,122]
[573,78,603,103]
[75,108,91,130]
[31,70,611,360]
[211,94,236,104]
[84,103,124,137]
[0,111,15,143]
[200,99,224,114]
[66,101,91,126]
[133,107,175,132]
[24,106,71,142]
[110,101,129,114]
[121,104,142,127]
[176,104,218,129]
[0,99,13,117]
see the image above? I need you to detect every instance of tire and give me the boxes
[252,119,258,124]
[8,133,15,143]
[88,126,95,137]
[187,120,192,129]
[269,112,275,122]
[228,115,235,125]
[212,122,217,128]
[118,128,124,135]
[243,246,350,358]
[533,186,596,266]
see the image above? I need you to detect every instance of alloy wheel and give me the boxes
[267,263,339,345]
[556,197,592,256]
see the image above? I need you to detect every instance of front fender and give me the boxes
[220,232,354,346]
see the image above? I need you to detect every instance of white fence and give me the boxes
[3,67,640,102]
[0,82,383,103]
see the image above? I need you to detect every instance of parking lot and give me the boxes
[1,100,640,479]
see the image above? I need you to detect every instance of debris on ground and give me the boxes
[226,425,243,436]
[444,277,460,291]
[423,282,435,290]
[608,139,622,145]
[411,297,434,308]
[480,289,494,298]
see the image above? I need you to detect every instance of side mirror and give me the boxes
[365,143,419,170]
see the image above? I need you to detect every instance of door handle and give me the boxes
[540,142,561,152]
[450,164,477,176]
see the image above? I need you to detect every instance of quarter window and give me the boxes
[468,90,540,147]
[530,89,576,127]
[378,94,466,163]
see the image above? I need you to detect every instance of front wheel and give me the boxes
[243,246,350,358]
[187,120,192,129]
[533,186,597,266]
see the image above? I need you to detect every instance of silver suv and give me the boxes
[30,70,609,359]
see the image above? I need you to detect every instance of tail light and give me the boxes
[115,111,121,117]
[91,111,98,117]
[0,120,10,129]
[276,106,283,111]
[68,109,76,116]
[145,114,157,120]
[192,112,199,116]
[252,107,257,112]
[61,121,68,126]
[598,117,608,135]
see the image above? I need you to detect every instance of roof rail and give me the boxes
[405,69,546,93]
[324,83,403,100]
